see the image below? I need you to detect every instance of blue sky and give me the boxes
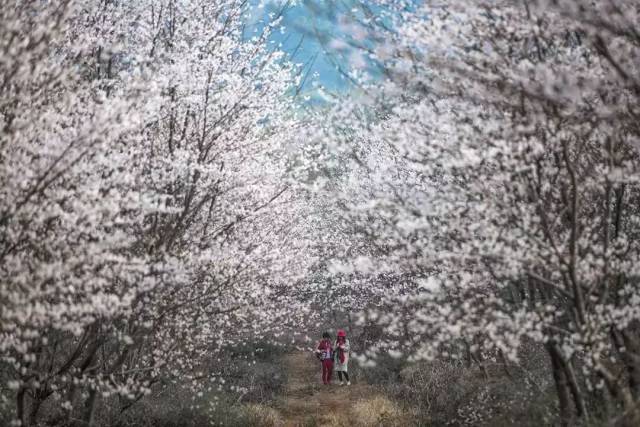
[244,0,410,102]
[245,1,359,94]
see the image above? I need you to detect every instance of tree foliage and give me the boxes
[0,1,315,425]
[319,0,640,424]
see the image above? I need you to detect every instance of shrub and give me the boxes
[242,404,284,427]
[362,353,558,426]
[351,396,406,427]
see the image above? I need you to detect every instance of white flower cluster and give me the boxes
[0,0,317,424]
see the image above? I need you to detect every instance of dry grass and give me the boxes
[240,352,415,427]
[321,412,351,427]
[243,403,285,427]
[350,395,407,427]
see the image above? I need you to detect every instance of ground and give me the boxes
[273,352,411,427]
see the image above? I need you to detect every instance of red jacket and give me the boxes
[317,339,333,360]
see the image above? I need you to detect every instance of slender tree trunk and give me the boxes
[28,395,43,426]
[621,330,640,399]
[498,349,514,380]
[590,378,612,422]
[465,340,489,380]
[81,388,98,427]
[65,382,77,424]
[596,364,640,425]
[16,387,26,427]
[611,327,640,401]
[548,343,573,427]
[562,357,588,422]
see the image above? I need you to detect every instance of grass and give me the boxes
[351,396,407,427]
[241,403,284,427]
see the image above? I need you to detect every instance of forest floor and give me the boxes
[275,352,412,427]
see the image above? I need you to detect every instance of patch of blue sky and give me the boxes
[243,1,347,95]
[243,1,395,91]
[243,0,421,106]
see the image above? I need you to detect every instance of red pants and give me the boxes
[321,359,333,384]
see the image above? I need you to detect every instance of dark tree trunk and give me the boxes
[621,330,640,399]
[562,357,588,422]
[16,387,26,427]
[28,395,44,426]
[548,343,573,427]
[81,388,98,427]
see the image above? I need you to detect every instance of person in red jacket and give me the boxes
[315,332,334,385]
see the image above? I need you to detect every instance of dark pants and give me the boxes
[321,359,333,384]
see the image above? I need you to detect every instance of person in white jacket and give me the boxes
[334,329,351,385]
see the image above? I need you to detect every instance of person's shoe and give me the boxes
[339,381,344,386]
[347,381,351,386]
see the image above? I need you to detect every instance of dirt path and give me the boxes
[278,352,409,427]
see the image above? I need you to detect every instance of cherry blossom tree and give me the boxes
[1,0,312,425]
[320,0,640,424]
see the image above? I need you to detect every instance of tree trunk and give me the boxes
[622,330,640,399]
[548,343,573,427]
[562,357,588,422]
[16,387,26,427]
[81,388,98,427]
[590,380,612,422]
[28,395,43,426]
